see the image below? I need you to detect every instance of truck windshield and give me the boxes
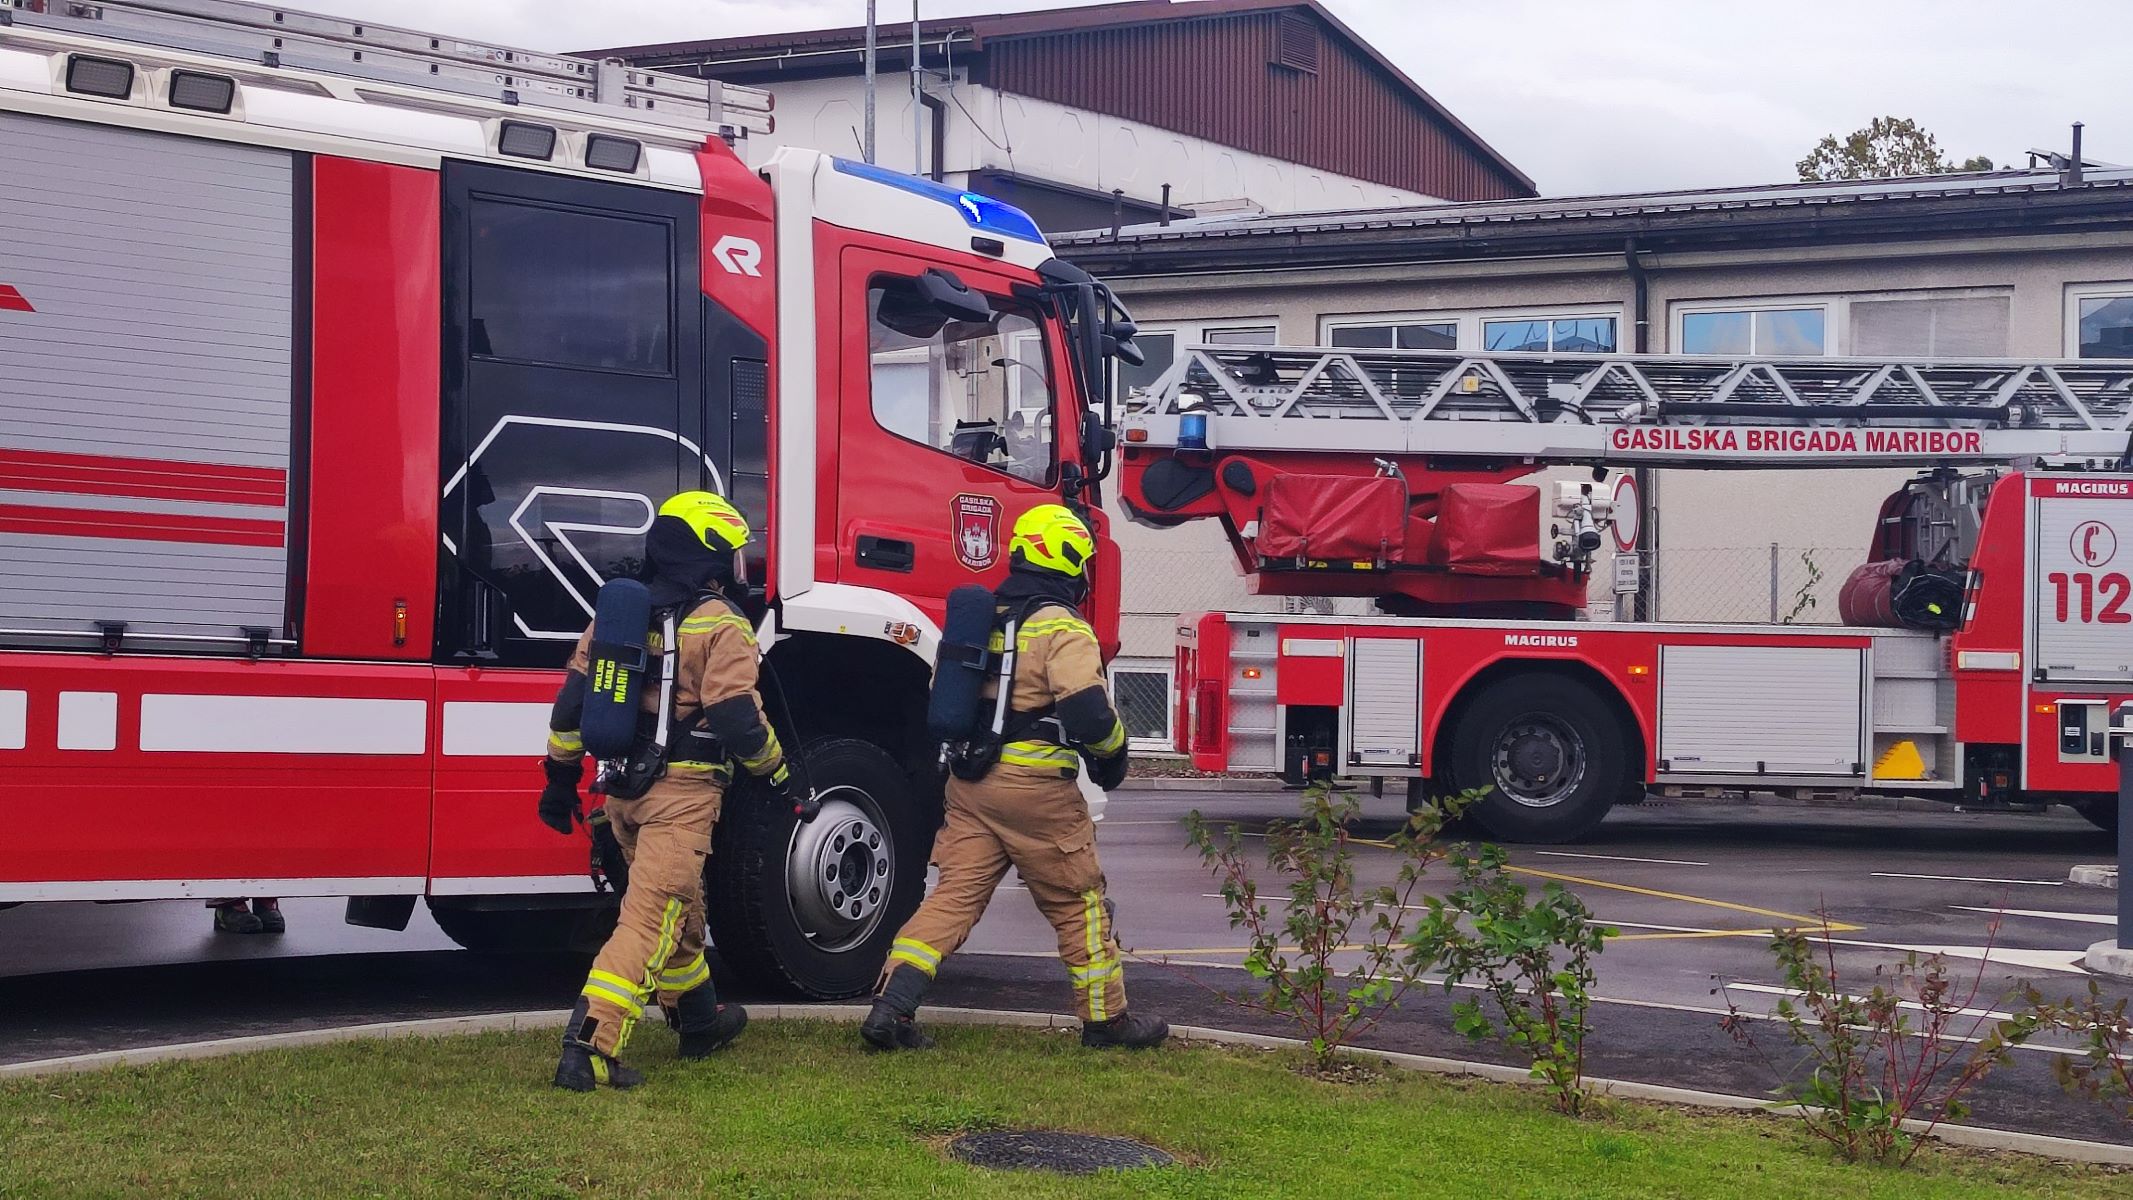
[867,277,1056,485]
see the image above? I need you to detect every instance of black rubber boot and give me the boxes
[554,998,645,1092]
[1081,1009,1169,1050]
[860,965,936,1051]
[211,902,262,934]
[666,986,747,1059]
[251,899,285,934]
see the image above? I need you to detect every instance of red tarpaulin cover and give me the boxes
[1426,483,1541,575]
[1257,474,1408,562]
[1839,558,1907,627]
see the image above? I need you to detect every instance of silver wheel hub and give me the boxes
[785,791,893,952]
[1491,716,1586,810]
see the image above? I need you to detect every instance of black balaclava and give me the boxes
[641,514,737,609]
[993,552,1088,612]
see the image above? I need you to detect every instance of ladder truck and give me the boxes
[1121,343,2133,842]
[0,0,1138,997]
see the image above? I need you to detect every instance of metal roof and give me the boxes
[1056,167,2133,273]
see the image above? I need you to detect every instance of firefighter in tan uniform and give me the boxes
[537,492,814,1091]
[862,504,1168,1051]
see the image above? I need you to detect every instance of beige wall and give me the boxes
[1095,233,2133,653]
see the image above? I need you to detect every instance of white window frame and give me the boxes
[1476,306,1624,354]
[1109,658,1176,752]
[1114,318,1279,404]
[1320,311,1461,350]
[1672,298,1833,357]
[2066,282,2133,358]
[1670,288,2013,358]
[1318,305,1625,353]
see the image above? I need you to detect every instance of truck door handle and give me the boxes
[856,535,915,572]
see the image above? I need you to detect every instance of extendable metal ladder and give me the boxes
[1,0,773,136]
[1126,345,2133,467]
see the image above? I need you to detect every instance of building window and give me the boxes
[2070,286,2133,358]
[1482,315,1618,353]
[1850,296,2009,357]
[867,276,1055,484]
[1115,322,1276,404]
[1110,660,1174,750]
[1327,320,1458,351]
[1678,306,1826,356]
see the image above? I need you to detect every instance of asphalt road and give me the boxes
[4,789,2127,1144]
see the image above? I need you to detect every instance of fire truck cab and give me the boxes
[0,1,1132,997]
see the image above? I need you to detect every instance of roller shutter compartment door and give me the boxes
[0,113,294,650]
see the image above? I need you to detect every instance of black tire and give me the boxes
[1446,674,1626,844]
[2075,800,2120,835]
[707,737,934,999]
[427,901,615,954]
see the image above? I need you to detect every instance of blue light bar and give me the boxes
[832,158,1048,245]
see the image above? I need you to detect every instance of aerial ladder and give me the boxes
[1118,345,2133,842]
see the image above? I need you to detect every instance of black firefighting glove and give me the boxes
[1088,749,1129,792]
[539,757,584,835]
[769,763,820,823]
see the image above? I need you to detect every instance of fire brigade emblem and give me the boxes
[953,494,1001,571]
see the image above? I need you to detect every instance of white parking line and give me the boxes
[1952,905,2116,927]
[1871,872,2065,886]
[1536,851,1708,867]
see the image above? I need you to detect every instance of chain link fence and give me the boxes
[1588,545,1862,625]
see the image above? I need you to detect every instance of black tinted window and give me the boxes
[469,199,670,373]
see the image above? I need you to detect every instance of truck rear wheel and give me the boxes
[707,737,932,999]
[1447,674,1625,844]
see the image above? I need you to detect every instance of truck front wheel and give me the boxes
[1447,675,1626,844]
[707,737,933,999]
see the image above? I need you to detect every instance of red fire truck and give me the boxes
[1122,343,2133,843]
[0,0,1135,996]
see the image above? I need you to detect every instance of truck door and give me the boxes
[834,250,1065,620]
[2026,474,2133,788]
[436,162,714,667]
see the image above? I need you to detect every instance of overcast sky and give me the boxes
[304,0,2123,195]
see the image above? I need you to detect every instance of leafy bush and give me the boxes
[2026,980,2133,1123]
[1719,923,2040,1165]
[1184,784,1476,1072]
[1408,843,1615,1115]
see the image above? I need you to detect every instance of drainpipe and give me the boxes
[1626,237,1657,622]
[1160,183,1173,226]
[920,90,946,180]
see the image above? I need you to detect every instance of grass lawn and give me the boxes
[0,1021,2123,1199]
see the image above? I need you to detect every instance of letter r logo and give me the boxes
[711,235,763,277]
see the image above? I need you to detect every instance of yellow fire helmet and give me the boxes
[1008,503,1095,578]
[659,490,751,551]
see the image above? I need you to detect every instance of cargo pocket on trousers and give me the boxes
[1051,827,1103,894]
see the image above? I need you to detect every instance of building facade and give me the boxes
[594,0,1534,233]
[1058,169,2133,746]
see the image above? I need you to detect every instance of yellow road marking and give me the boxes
[1504,864,1863,932]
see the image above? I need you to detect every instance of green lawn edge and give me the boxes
[0,1020,2123,1200]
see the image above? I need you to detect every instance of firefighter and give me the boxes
[538,491,815,1091]
[861,504,1168,1052]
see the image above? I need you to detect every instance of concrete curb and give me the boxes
[5,1004,2129,1166]
[2070,864,2121,889]
[2085,939,2133,981]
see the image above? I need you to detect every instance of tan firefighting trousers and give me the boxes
[886,767,1126,1022]
[578,769,725,1054]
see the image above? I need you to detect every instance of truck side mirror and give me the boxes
[916,268,994,324]
[1082,411,1117,455]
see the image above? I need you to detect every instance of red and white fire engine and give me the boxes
[0,0,1137,996]
[1122,343,2133,842]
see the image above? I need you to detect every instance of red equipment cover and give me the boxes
[1257,474,1408,562]
[1839,558,1906,627]
[1426,484,1541,575]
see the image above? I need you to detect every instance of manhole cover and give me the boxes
[948,1130,1174,1174]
